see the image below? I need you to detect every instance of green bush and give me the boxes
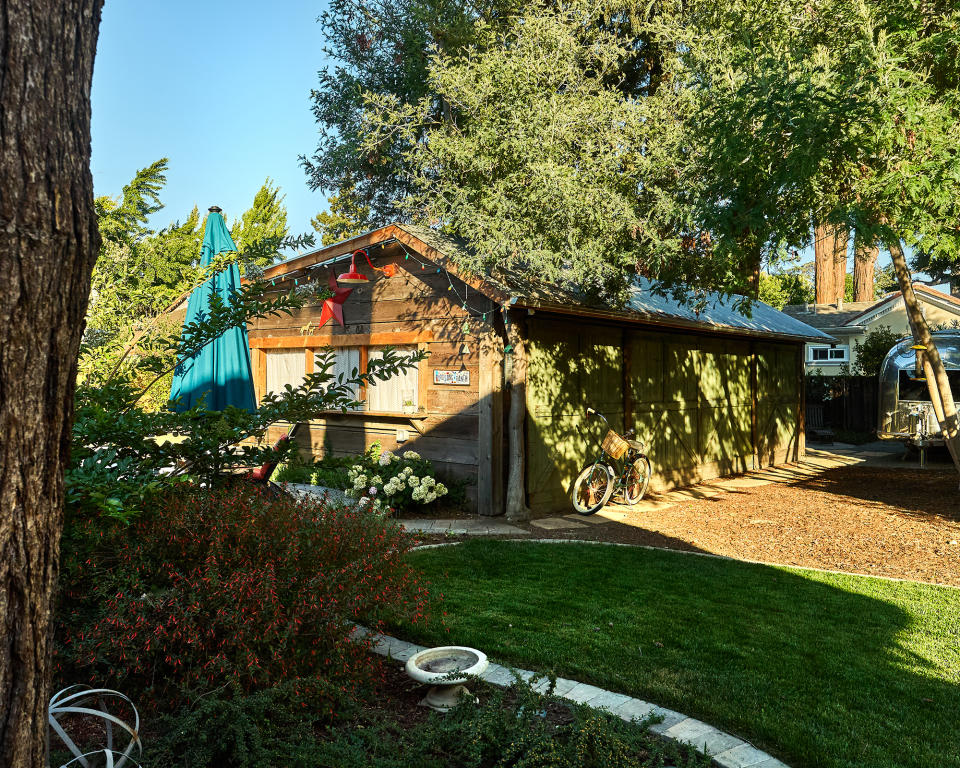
[142,676,709,768]
[56,485,431,710]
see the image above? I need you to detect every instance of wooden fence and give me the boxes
[809,376,879,434]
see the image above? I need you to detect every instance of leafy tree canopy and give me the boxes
[759,269,814,310]
[302,0,519,224]
[359,2,714,305]
[311,181,372,245]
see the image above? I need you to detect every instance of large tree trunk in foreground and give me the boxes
[832,226,849,302]
[853,234,879,302]
[814,222,835,303]
[0,2,103,765]
[888,241,960,479]
[504,313,530,521]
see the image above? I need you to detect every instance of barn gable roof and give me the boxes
[264,223,831,343]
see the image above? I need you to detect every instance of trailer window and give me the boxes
[898,370,960,401]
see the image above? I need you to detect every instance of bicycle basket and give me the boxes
[601,429,629,460]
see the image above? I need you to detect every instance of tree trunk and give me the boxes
[852,234,879,302]
[0,3,104,765]
[814,222,835,303]
[832,226,849,302]
[504,313,530,521]
[888,241,960,479]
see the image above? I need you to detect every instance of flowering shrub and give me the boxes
[345,445,448,514]
[55,485,431,711]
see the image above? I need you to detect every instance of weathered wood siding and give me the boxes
[525,317,803,513]
[248,244,498,513]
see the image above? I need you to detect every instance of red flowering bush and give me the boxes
[56,485,430,712]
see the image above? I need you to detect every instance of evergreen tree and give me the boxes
[311,182,371,245]
[231,178,288,265]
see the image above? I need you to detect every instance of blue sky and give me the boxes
[92,0,331,241]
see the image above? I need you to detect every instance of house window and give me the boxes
[265,349,306,393]
[366,347,420,413]
[807,345,849,364]
[264,344,420,413]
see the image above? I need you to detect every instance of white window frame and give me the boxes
[807,344,849,365]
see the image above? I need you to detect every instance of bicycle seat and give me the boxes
[626,439,645,451]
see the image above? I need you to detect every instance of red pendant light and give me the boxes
[337,249,370,284]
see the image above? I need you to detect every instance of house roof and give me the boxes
[264,223,832,343]
[780,302,876,330]
[783,285,960,331]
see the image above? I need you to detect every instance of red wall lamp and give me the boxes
[337,248,397,284]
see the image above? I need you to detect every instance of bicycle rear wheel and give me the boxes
[623,455,652,505]
[571,463,615,515]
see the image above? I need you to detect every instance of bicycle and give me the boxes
[571,408,652,515]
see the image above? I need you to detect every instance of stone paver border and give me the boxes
[353,624,788,768]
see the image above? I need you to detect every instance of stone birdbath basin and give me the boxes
[404,646,488,712]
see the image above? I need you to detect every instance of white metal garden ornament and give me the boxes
[48,686,142,768]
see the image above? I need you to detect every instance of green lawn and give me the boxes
[395,541,960,768]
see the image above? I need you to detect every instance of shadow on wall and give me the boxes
[523,315,803,513]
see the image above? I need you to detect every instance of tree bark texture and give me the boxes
[852,235,879,302]
[814,222,835,303]
[0,2,103,765]
[832,226,849,302]
[503,313,530,521]
[888,241,960,478]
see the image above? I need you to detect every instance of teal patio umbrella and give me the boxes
[169,206,257,412]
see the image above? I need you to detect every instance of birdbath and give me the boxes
[404,646,488,712]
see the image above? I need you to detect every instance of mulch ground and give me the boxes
[432,466,960,588]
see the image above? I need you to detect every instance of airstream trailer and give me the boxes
[878,331,960,445]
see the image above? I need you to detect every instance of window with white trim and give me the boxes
[807,344,849,364]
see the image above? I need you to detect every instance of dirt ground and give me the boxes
[459,465,960,588]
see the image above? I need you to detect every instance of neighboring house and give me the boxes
[252,224,829,515]
[783,285,960,375]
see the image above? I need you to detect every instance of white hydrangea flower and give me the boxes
[436,483,448,496]
[422,476,435,488]
[370,475,382,485]
[402,466,413,477]
[353,475,367,489]
[407,476,420,488]
[425,492,437,503]
[402,450,421,461]
[378,451,393,466]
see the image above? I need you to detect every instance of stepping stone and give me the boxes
[531,517,587,530]
[563,513,608,525]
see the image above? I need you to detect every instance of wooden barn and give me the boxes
[252,224,831,516]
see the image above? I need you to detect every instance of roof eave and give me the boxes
[514,298,833,343]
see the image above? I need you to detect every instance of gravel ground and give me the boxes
[424,464,960,588]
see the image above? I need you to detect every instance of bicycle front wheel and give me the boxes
[571,463,615,515]
[623,455,652,505]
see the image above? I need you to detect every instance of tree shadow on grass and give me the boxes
[403,539,960,768]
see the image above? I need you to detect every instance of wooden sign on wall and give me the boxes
[434,369,470,386]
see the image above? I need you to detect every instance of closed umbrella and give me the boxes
[169,206,257,412]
